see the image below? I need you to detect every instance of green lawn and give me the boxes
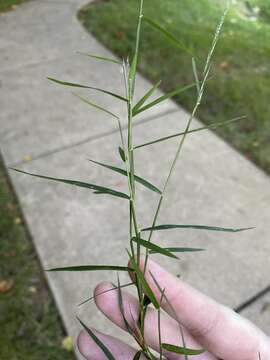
[0,0,29,12]
[0,158,74,360]
[78,0,270,174]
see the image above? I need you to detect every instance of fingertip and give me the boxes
[77,329,95,359]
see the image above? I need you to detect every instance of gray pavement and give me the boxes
[1,0,270,357]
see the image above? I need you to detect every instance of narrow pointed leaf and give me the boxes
[143,16,192,55]
[118,146,126,162]
[47,265,131,272]
[128,252,160,309]
[150,247,205,254]
[133,80,161,114]
[134,116,246,149]
[133,351,142,360]
[47,77,127,102]
[78,318,116,360]
[142,224,254,233]
[89,159,161,194]
[162,343,205,356]
[133,83,195,116]
[11,168,129,200]
[77,52,121,65]
[73,93,119,119]
[78,282,134,306]
[132,237,178,259]
[117,275,133,334]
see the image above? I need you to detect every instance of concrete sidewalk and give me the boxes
[1,0,270,357]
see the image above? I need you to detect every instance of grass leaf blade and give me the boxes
[88,159,161,194]
[134,116,246,149]
[11,168,130,200]
[162,343,205,356]
[133,83,195,116]
[128,252,160,309]
[77,51,121,65]
[133,351,142,360]
[132,237,179,259]
[77,318,116,360]
[143,16,192,55]
[46,265,132,271]
[133,80,162,114]
[142,224,254,233]
[47,77,127,102]
[78,282,134,307]
[73,93,119,119]
[150,247,205,254]
[118,147,126,162]
[47,265,131,272]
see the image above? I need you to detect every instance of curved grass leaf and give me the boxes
[132,237,178,259]
[47,265,131,272]
[77,51,121,65]
[89,159,161,194]
[47,77,127,102]
[117,275,133,335]
[132,82,195,116]
[77,318,116,360]
[11,168,129,200]
[128,251,160,309]
[134,116,246,149]
[143,16,192,56]
[78,282,134,306]
[133,80,161,114]
[118,146,126,162]
[162,343,205,356]
[133,351,142,360]
[150,247,205,254]
[73,93,119,119]
[142,224,254,233]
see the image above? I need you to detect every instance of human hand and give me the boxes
[77,258,270,359]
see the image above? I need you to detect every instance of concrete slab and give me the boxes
[9,108,270,353]
[0,0,96,71]
[0,0,176,166]
[0,52,175,166]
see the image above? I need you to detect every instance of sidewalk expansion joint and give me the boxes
[9,107,179,168]
[234,284,270,313]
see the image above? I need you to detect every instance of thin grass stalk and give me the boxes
[149,271,189,360]
[143,7,228,274]
[158,289,165,360]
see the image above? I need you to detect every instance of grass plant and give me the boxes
[0,0,29,12]
[12,1,254,358]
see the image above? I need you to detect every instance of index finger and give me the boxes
[138,258,270,360]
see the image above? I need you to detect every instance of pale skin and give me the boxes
[77,258,270,360]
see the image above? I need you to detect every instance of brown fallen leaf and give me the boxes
[0,279,14,293]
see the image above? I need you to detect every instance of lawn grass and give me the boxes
[0,157,74,360]
[78,0,270,174]
[0,0,29,12]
